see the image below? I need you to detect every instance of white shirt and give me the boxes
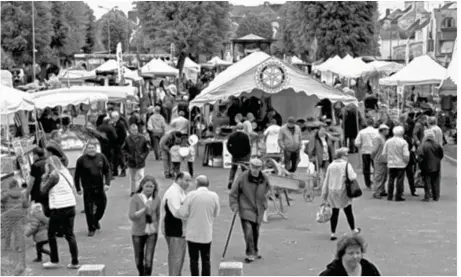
[170,116,189,134]
[159,183,187,236]
[429,125,444,146]
[355,126,379,154]
[243,120,253,135]
[178,187,220,243]
[264,125,281,154]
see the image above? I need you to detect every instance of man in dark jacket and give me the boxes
[74,141,111,236]
[413,115,427,148]
[229,158,271,263]
[111,111,127,177]
[27,147,48,211]
[97,117,118,175]
[416,130,444,202]
[122,123,150,196]
[226,123,251,189]
[45,130,68,167]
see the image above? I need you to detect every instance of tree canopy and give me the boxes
[283,1,380,60]
[135,1,231,59]
[235,13,273,40]
[97,9,132,54]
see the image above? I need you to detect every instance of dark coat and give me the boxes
[319,258,381,276]
[114,120,127,146]
[306,133,334,166]
[122,134,150,169]
[227,131,251,160]
[97,123,118,150]
[30,157,47,203]
[416,138,444,174]
[45,140,68,167]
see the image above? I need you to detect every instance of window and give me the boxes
[440,41,454,54]
[443,17,454,28]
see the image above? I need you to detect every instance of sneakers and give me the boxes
[244,256,255,263]
[353,228,361,235]
[67,263,81,269]
[43,262,60,269]
[88,230,95,237]
[32,258,42,263]
[95,222,101,230]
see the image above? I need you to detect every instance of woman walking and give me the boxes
[321,148,361,241]
[40,156,80,269]
[128,175,161,276]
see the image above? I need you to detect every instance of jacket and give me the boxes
[355,126,378,154]
[128,193,161,236]
[25,205,49,243]
[45,140,68,167]
[30,157,47,203]
[307,134,334,166]
[147,113,167,135]
[278,124,302,152]
[416,138,444,174]
[229,171,271,224]
[319,258,380,276]
[97,123,118,150]
[371,135,386,164]
[41,169,76,210]
[122,134,150,169]
[382,136,409,169]
[159,131,177,152]
[227,131,251,159]
[114,120,127,146]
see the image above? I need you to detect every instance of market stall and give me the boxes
[141,58,179,78]
[58,68,96,86]
[438,39,457,142]
[190,51,358,168]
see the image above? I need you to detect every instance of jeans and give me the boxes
[35,241,50,260]
[361,154,373,188]
[101,148,114,172]
[344,136,357,153]
[405,156,416,194]
[228,157,249,189]
[283,150,300,173]
[187,241,211,276]
[162,150,172,177]
[172,162,194,177]
[128,167,145,193]
[83,188,107,232]
[165,236,187,276]
[422,171,441,201]
[330,205,355,233]
[150,133,162,160]
[132,234,158,276]
[48,206,79,265]
[113,145,125,174]
[240,219,260,257]
[373,162,388,196]
[388,168,405,200]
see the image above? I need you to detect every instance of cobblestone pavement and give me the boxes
[24,151,457,276]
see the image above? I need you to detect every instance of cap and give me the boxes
[287,117,296,124]
[250,158,263,167]
[334,147,349,159]
[378,124,389,130]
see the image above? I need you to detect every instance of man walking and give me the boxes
[382,126,410,201]
[428,117,444,146]
[74,141,111,236]
[122,123,150,196]
[227,123,251,189]
[112,111,127,177]
[160,172,192,276]
[229,158,271,263]
[355,118,378,189]
[413,115,427,148]
[97,117,118,174]
[178,175,220,276]
[170,110,189,136]
[416,130,444,202]
[147,106,167,160]
[278,117,302,173]
[27,147,48,212]
[371,124,389,199]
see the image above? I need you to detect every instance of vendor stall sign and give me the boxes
[256,60,289,94]
[12,138,30,183]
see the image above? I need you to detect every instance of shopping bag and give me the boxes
[316,203,332,223]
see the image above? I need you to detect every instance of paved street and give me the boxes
[25,150,457,276]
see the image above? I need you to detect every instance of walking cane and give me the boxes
[222,211,238,259]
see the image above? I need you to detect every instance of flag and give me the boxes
[405,37,411,65]
[116,42,124,84]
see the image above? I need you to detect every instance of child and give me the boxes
[25,203,50,262]
[1,179,28,251]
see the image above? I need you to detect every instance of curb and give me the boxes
[444,155,457,165]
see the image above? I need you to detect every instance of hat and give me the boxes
[250,158,263,167]
[378,124,389,130]
[334,147,349,159]
[287,117,296,124]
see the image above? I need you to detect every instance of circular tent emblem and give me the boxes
[255,60,289,93]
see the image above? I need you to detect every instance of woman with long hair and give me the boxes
[40,155,79,269]
[128,175,161,276]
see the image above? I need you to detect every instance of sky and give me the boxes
[87,1,445,20]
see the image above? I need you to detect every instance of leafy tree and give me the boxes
[82,3,96,53]
[285,2,379,60]
[1,1,53,65]
[235,13,273,40]
[1,48,14,69]
[135,1,230,59]
[97,9,132,53]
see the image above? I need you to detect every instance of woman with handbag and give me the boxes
[128,175,161,276]
[321,148,361,241]
[40,155,80,269]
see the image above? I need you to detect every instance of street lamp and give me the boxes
[98,5,118,54]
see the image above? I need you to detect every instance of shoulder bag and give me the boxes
[345,162,362,198]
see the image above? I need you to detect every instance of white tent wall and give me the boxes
[270,91,320,121]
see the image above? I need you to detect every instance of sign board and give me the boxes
[12,138,30,183]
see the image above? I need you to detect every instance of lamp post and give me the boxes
[32,1,36,82]
[98,5,118,54]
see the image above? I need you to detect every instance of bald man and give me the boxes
[178,175,220,276]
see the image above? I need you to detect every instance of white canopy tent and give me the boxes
[141,59,179,77]
[438,39,457,96]
[33,86,138,103]
[1,70,13,87]
[0,85,35,115]
[379,55,447,86]
[208,56,232,66]
[189,52,358,121]
[314,55,342,72]
[361,61,404,77]
[291,56,305,65]
[31,90,108,109]
[93,59,142,81]
[58,69,96,82]
[332,57,369,78]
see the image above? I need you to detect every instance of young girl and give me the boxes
[25,203,50,262]
[128,175,160,276]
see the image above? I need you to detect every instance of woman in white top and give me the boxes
[40,156,79,269]
[264,118,281,157]
[321,148,361,241]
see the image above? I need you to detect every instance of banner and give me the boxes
[116,42,124,83]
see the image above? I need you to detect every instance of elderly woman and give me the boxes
[320,234,381,276]
[322,148,361,241]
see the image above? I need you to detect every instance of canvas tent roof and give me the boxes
[93,59,142,81]
[141,58,179,77]
[0,84,35,115]
[184,57,200,72]
[208,56,232,66]
[291,56,305,65]
[189,52,357,120]
[379,55,447,86]
[315,55,342,72]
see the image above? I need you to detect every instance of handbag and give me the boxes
[316,203,332,223]
[345,162,362,198]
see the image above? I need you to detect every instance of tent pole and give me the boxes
[355,108,362,169]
